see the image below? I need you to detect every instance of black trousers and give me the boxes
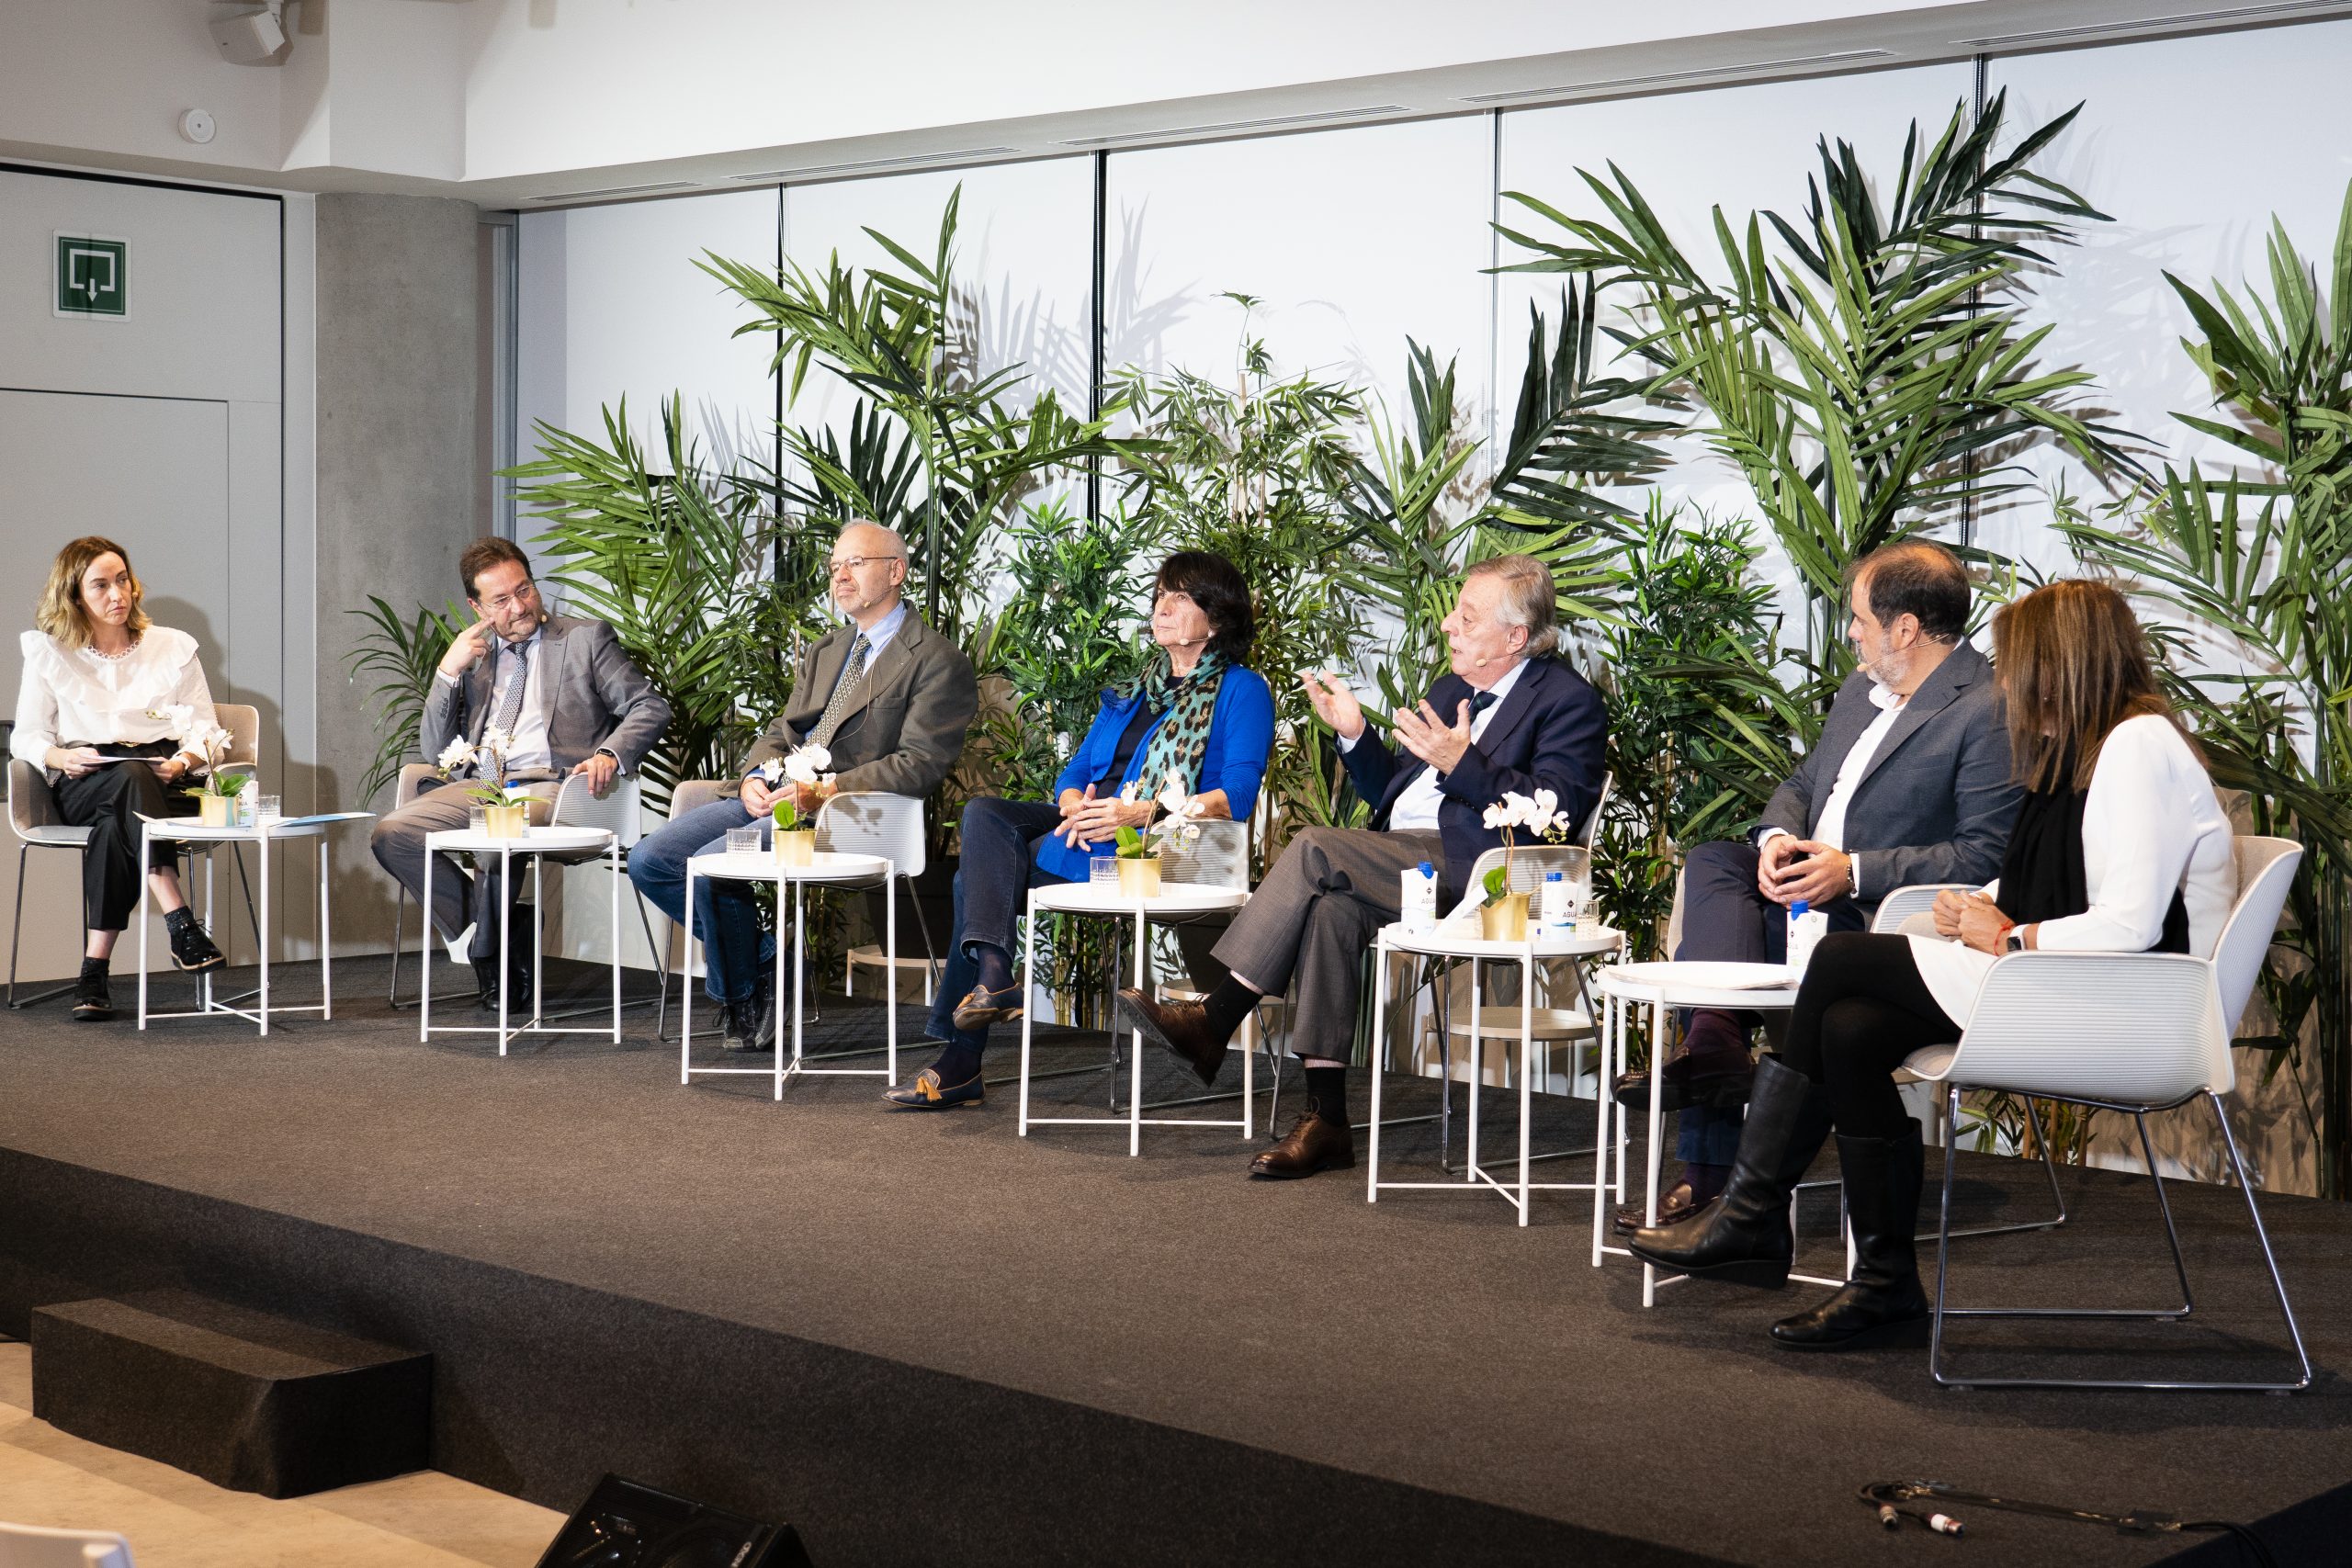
[51,761,199,933]
[1777,932,1962,1139]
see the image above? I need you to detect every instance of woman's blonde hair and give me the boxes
[36,536,150,647]
[1992,578,2193,793]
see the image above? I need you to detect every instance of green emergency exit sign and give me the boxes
[54,235,129,318]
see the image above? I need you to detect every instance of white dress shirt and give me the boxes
[1906,715,2237,1025]
[1340,658,1526,831]
[12,627,217,768]
[1761,676,1905,897]
[438,626,551,775]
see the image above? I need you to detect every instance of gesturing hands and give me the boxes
[1298,671,1366,742]
[439,619,494,680]
[1392,698,1476,776]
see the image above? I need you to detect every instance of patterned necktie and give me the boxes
[810,632,872,749]
[489,640,531,743]
[1469,691,1498,716]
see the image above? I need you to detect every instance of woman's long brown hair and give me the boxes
[1991,579,2191,793]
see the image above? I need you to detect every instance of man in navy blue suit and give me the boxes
[1116,555,1608,1179]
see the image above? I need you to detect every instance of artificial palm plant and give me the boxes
[2059,185,2352,1195]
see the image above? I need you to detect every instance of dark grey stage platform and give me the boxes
[0,956,2342,1566]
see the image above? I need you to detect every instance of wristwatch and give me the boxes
[2003,925,2028,954]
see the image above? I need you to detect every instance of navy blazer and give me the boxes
[1340,656,1609,897]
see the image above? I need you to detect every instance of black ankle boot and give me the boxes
[1626,1055,1833,1287]
[164,908,225,973]
[1772,1122,1931,1350]
[72,958,114,1022]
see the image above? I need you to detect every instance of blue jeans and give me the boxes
[628,796,777,1004]
[924,796,1074,1052]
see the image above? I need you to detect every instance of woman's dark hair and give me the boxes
[1992,578,2196,793]
[1156,550,1255,662]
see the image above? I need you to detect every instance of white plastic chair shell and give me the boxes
[0,1520,135,1567]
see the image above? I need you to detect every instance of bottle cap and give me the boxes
[1417,861,1433,876]
[1546,870,1562,880]
[1792,900,1810,916]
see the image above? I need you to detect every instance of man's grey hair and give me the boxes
[840,518,909,560]
[1464,553,1559,658]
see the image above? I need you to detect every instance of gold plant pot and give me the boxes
[1116,856,1161,897]
[1479,892,1530,942]
[482,803,529,839]
[773,828,816,867]
[198,794,237,828]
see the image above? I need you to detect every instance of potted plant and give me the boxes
[1478,789,1575,941]
[436,728,532,837]
[768,743,832,867]
[148,705,249,826]
[1113,768,1205,897]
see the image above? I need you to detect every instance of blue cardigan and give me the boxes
[1036,665,1275,881]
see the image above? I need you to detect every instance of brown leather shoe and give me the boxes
[1611,1179,1701,1235]
[1114,987,1227,1089]
[1249,1107,1355,1179]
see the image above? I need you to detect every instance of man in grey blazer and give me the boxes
[370,536,672,1007]
[628,521,978,1050]
[1613,540,2020,1230]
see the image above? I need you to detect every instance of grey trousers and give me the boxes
[1212,826,1444,1064]
[368,778,557,958]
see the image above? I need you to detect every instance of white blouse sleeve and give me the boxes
[12,633,60,767]
[2033,719,2199,953]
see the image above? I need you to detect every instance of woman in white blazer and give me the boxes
[1631,579,2236,1350]
[12,536,229,1021]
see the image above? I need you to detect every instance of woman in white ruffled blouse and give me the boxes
[1631,580,2236,1352]
[12,536,229,1021]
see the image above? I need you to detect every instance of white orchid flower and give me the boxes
[1482,803,1508,830]
[783,754,820,787]
[798,743,831,773]
[436,738,477,773]
[1118,779,1145,805]
[1533,787,1558,820]
[759,760,784,784]
[1156,776,1193,818]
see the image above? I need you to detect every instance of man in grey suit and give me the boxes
[628,520,978,1051]
[370,536,672,1007]
[1612,540,2020,1230]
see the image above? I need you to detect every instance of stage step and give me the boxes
[29,1289,430,1498]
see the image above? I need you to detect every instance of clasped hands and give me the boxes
[1931,887,2020,954]
[1755,834,1854,908]
[740,771,829,818]
[1298,671,1475,774]
[1054,784,1152,849]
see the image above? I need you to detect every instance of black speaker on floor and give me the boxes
[534,1474,813,1568]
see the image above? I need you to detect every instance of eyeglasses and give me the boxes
[828,554,902,576]
[478,582,539,615]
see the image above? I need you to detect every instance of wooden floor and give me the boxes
[0,1343,560,1568]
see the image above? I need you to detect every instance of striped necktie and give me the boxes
[810,632,872,749]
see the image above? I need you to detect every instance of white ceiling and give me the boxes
[4,0,2347,209]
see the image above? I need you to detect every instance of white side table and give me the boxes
[680,849,894,1100]
[1594,960,1843,1305]
[1368,918,1623,1225]
[421,825,619,1055]
[1017,880,1252,1156]
[136,812,375,1035]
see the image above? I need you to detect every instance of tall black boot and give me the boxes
[1626,1055,1833,1288]
[1771,1122,1930,1349]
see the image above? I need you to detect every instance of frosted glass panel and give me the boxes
[516,188,780,479]
[1103,117,1494,457]
[1990,21,2352,570]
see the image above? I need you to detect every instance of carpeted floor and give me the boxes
[0,955,2340,1567]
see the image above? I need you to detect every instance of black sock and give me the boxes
[971,943,1012,995]
[1304,1065,1349,1122]
[930,1039,984,1086]
[1200,975,1260,1043]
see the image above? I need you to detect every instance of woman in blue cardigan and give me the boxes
[885,550,1274,1110]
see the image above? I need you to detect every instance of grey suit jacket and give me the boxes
[421,615,671,777]
[1758,640,2020,902]
[743,608,978,797]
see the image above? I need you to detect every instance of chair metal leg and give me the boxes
[1931,1085,2312,1392]
[8,840,81,1010]
[1920,1095,2072,1243]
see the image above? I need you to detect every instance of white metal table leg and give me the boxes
[1592,988,1614,1265]
[1017,889,1035,1135]
[137,822,151,1031]
[495,846,512,1055]
[884,859,898,1085]
[257,831,271,1035]
[1367,936,1388,1202]
[420,839,434,1043]
[782,878,801,1100]
[1519,943,1534,1225]
[1466,958,1483,1181]
[1128,905,1146,1157]
[319,833,334,1021]
[609,840,622,1043]
[679,862,696,1083]
[1643,998,1665,1307]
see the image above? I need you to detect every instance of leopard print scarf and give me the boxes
[1123,648,1229,797]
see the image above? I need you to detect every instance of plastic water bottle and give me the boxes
[1541,869,1576,932]
[1786,898,1828,980]
[1402,861,1440,933]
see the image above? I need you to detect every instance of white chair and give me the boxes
[828,792,944,1007]
[7,705,261,1010]
[0,1521,134,1567]
[1909,835,2312,1392]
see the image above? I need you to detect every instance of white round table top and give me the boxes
[1033,881,1249,916]
[143,813,371,841]
[687,849,888,884]
[1380,919,1623,960]
[1596,959,1800,1008]
[426,825,614,854]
